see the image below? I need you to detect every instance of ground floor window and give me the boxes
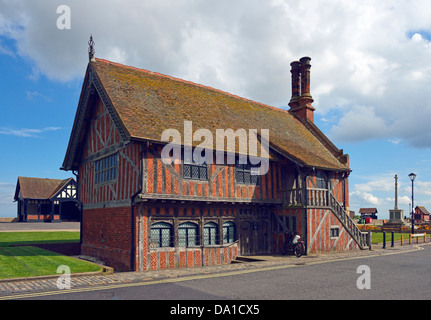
[150,219,237,248]
[330,226,340,238]
[178,222,199,247]
[150,222,173,247]
[204,222,218,245]
[223,221,236,244]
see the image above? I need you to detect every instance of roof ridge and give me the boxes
[19,176,65,181]
[61,57,350,172]
[93,58,291,116]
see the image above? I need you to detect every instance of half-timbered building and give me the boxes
[414,206,430,223]
[62,49,369,271]
[14,177,79,222]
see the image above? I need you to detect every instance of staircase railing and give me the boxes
[307,188,369,250]
[328,193,369,249]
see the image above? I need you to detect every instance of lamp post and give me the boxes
[409,173,417,235]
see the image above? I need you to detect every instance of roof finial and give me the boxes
[88,34,95,61]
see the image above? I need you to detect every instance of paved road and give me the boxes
[0,222,80,232]
[5,243,430,302]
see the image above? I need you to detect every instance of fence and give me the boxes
[382,231,427,248]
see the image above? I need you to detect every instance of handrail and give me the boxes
[328,192,368,249]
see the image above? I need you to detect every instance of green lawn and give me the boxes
[371,232,406,244]
[0,231,103,279]
[0,246,102,279]
[0,231,80,247]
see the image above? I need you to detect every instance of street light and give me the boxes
[409,173,417,235]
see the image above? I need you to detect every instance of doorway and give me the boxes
[240,219,268,255]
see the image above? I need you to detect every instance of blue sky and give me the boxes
[0,37,82,216]
[1,1,431,219]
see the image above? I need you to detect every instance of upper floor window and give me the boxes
[95,153,118,185]
[236,159,259,185]
[183,162,208,181]
[316,172,327,189]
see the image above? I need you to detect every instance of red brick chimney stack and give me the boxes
[289,57,315,122]
[289,60,302,108]
[300,57,312,99]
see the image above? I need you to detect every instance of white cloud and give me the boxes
[351,191,382,206]
[329,105,390,142]
[415,181,431,197]
[0,126,61,137]
[398,195,411,206]
[26,90,51,102]
[2,1,431,147]
[0,182,15,206]
[350,173,408,212]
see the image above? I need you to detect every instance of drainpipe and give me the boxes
[130,150,144,271]
[72,170,83,248]
[130,189,141,271]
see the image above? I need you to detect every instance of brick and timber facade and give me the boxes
[14,177,79,223]
[62,54,368,271]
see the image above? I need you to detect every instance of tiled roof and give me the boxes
[87,58,349,171]
[359,208,378,214]
[417,206,430,215]
[15,177,74,200]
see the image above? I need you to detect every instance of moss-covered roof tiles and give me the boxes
[77,58,349,171]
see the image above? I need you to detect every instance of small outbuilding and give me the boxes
[14,177,80,222]
[414,206,430,223]
[359,208,378,220]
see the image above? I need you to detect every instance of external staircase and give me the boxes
[307,188,370,250]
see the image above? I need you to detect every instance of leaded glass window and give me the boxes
[316,172,327,189]
[204,222,218,245]
[150,222,172,248]
[178,222,199,247]
[95,153,118,185]
[183,162,208,181]
[236,159,259,185]
[223,221,235,244]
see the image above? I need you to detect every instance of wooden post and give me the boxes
[400,234,403,246]
[409,234,412,245]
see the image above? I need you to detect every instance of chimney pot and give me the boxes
[299,57,312,98]
[289,57,315,122]
[289,61,302,107]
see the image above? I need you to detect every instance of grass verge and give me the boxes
[371,232,406,244]
[0,231,80,247]
[0,246,102,279]
[0,231,103,280]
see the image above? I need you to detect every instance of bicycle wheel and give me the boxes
[294,243,304,258]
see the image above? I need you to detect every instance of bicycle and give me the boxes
[281,232,306,258]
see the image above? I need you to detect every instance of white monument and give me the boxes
[388,174,405,225]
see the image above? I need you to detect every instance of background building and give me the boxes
[14,177,79,222]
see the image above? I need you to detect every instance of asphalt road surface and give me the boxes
[20,244,431,302]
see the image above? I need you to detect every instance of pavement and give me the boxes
[0,222,429,299]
